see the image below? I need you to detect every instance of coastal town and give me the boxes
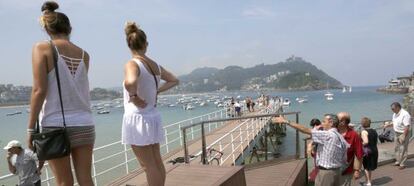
[377,72,414,108]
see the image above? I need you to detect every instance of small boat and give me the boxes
[342,87,346,93]
[326,96,334,101]
[217,103,224,108]
[296,97,308,103]
[199,102,207,107]
[168,104,176,107]
[282,99,291,106]
[6,111,22,116]
[349,86,352,93]
[324,91,334,101]
[97,110,110,114]
[324,92,334,97]
[183,104,195,110]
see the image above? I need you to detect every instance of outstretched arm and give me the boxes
[272,116,312,135]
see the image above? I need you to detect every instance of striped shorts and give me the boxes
[42,126,95,148]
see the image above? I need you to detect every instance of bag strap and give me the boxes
[50,41,67,128]
[136,57,159,107]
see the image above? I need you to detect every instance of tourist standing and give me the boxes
[337,112,363,186]
[27,2,95,185]
[122,21,179,186]
[234,101,241,117]
[307,119,322,182]
[383,102,411,169]
[245,97,251,112]
[360,117,378,186]
[4,140,44,186]
[273,114,349,186]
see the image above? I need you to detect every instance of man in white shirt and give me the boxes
[383,102,412,169]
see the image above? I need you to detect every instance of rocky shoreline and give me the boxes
[403,91,414,108]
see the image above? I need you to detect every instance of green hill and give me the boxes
[176,56,342,92]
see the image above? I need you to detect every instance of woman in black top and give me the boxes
[361,117,378,186]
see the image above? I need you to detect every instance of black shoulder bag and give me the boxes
[32,41,71,161]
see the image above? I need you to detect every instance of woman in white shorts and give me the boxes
[122,21,179,186]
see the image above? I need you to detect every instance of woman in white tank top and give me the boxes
[26,2,95,186]
[123,21,179,186]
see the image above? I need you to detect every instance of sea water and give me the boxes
[0,86,403,184]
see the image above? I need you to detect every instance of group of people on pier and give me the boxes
[274,102,411,186]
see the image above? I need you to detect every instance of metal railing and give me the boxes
[181,103,302,166]
[0,108,230,185]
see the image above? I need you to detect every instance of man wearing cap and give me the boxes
[4,140,44,186]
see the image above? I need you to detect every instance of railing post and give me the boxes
[164,130,169,153]
[201,122,208,165]
[214,111,222,128]
[231,132,235,165]
[191,120,194,140]
[219,141,223,165]
[265,129,268,161]
[179,123,183,146]
[239,127,243,158]
[208,115,211,132]
[45,165,50,186]
[182,127,189,163]
[295,113,300,159]
[93,152,98,185]
[123,144,129,174]
[304,138,309,186]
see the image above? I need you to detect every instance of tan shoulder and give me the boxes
[84,51,90,62]
[125,59,140,72]
[33,41,51,51]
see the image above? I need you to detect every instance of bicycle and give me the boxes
[205,148,224,165]
[167,148,224,165]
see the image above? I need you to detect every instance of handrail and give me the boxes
[0,107,230,185]
[181,101,299,165]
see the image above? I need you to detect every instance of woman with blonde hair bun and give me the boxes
[27,1,95,185]
[122,21,179,185]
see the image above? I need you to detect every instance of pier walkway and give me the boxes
[110,103,285,185]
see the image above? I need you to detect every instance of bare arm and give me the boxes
[124,61,147,108]
[383,121,393,129]
[158,66,179,93]
[361,130,369,145]
[273,116,312,135]
[27,42,50,150]
[6,153,16,174]
[83,52,90,72]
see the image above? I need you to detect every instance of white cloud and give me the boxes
[242,7,275,18]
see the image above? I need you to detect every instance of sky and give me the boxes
[0,0,413,88]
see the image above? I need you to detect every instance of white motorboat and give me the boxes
[97,110,110,114]
[296,97,308,103]
[282,99,291,106]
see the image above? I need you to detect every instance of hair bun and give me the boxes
[125,21,139,35]
[41,1,59,13]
